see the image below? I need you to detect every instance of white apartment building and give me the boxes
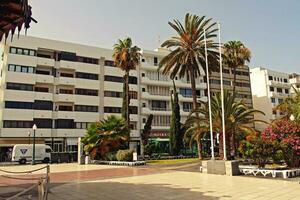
[250,67,291,131]
[0,36,207,157]
[289,73,300,94]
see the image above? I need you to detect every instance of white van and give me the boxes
[12,144,52,164]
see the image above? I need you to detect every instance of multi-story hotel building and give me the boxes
[209,66,253,107]
[0,36,208,157]
[289,73,300,94]
[250,67,291,131]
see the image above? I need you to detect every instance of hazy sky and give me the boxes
[28,0,300,73]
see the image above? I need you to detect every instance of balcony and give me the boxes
[4,90,35,101]
[74,112,99,122]
[60,60,99,74]
[2,109,33,120]
[56,77,75,85]
[54,111,75,119]
[6,72,35,84]
[141,107,171,115]
[33,110,53,118]
[141,92,170,101]
[36,74,54,84]
[75,78,100,90]
[75,95,99,105]
[37,57,55,67]
[54,94,75,102]
[7,54,37,66]
[34,92,53,101]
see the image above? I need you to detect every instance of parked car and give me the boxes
[12,144,52,164]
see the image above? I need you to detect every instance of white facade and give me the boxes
[289,73,300,94]
[250,67,291,131]
[0,36,206,153]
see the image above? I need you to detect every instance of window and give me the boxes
[55,119,74,129]
[33,118,52,128]
[104,91,122,98]
[9,47,36,56]
[154,57,158,66]
[104,107,121,113]
[8,64,35,74]
[5,101,33,109]
[129,76,137,84]
[223,80,231,86]
[129,106,138,114]
[268,76,273,80]
[142,73,145,77]
[142,88,145,92]
[278,99,284,104]
[59,89,73,94]
[285,89,289,94]
[183,102,193,112]
[77,56,99,64]
[277,88,283,93]
[75,122,92,129]
[180,88,193,97]
[7,83,33,91]
[104,75,123,82]
[142,103,146,107]
[223,69,230,74]
[236,82,250,88]
[36,69,50,75]
[147,86,170,96]
[58,105,73,111]
[284,79,288,83]
[76,72,98,80]
[152,116,170,126]
[142,58,145,62]
[60,72,74,78]
[104,60,115,67]
[75,88,98,96]
[34,100,53,110]
[59,51,76,61]
[142,118,146,123]
[34,87,49,93]
[129,91,138,99]
[75,105,98,112]
[151,100,167,111]
[46,148,52,153]
[271,98,276,103]
[270,86,274,92]
[3,120,33,128]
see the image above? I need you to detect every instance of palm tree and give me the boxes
[275,86,300,122]
[223,41,251,96]
[186,90,266,158]
[159,13,219,110]
[82,115,129,159]
[113,38,141,127]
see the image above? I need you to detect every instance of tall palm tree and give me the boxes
[186,90,266,158]
[113,38,141,127]
[82,115,129,159]
[223,41,251,96]
[159,13,219,110]
[275,86,300,122]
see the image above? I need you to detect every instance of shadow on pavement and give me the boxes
[48,181,223,200]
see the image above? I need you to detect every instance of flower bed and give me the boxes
[91,160,146,166]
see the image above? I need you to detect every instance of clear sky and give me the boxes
[28,0,300,73]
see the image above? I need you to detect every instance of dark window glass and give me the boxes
[129,76,137,84]
[271,98,276,103]
[277,88,283,93]
[104,107,121,113]
[270,86,274,92]
[3,120,33,128]
[36,70,50,75]
[151,100,167,110]
[58,105,73,111]
[129,106,138,114]
[183,102,193,111]
[55,119,74,128]
[33,118,52,128]
[77,56,99,64]
[59,89,73,94]
[284,79,288,83]
[104,60,115,67]
[268,76,273,80]
[59,52,77,61]
[5,101,33,109]
[75,105,98,112]
[285,89,289,94]
[142,88,145,92]
[75,88,98,96]
[154,57,158,66]
[104,91,122,98]
[34,100,53,110]
[7,83,33,91]
[104,75,123,82]
[60,72,74,77]
[278,98,284,104]
[34,87,49,93]
[75,72,98,80]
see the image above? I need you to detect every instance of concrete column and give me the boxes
[77,137,83,164]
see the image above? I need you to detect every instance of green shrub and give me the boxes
[105,152,117,161]
[116,150,133,161]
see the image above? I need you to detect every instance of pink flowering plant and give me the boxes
[262,120,300,168]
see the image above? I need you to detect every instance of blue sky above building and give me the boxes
[29,0,300,73]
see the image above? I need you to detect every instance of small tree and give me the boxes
[169,81,183,155]
[141,114,153,156]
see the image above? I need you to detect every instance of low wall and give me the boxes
[201,160,241,176]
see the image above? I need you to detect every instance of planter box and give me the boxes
[91,160,146,166]
[201,160,241,176]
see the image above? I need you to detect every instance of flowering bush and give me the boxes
[262,120,300,168]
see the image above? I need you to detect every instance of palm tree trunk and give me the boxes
[126,71,130,128]
[197,139,202,160]
[189,70,197,110]
[232,67,237,98]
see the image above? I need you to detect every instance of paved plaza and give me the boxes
[0,163,300,200]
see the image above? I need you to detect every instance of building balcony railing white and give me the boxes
[37,57,55,67]
[36,74,55,84]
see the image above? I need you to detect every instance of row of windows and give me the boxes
[269,86,289,94]
[104,106,138,114]
[268,75,288,83]
[7,82,33,91]
[5,101,53,110]
[210,79,231,86]
[75,88,98,96]
[104,75,138,84]
[148,115,170,126]
[58,52,99,64]
[271,97,284,104]
[104,91,138,99]
[10,47,36,56]
[8,64,35,74]
[104,60,114,67]
[75,105,98,112]
[235,82,251,88]
[75,72,98,80]
[150,100,168,110]
[179,88,203,98]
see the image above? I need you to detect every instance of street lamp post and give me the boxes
[32,124,37,165]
